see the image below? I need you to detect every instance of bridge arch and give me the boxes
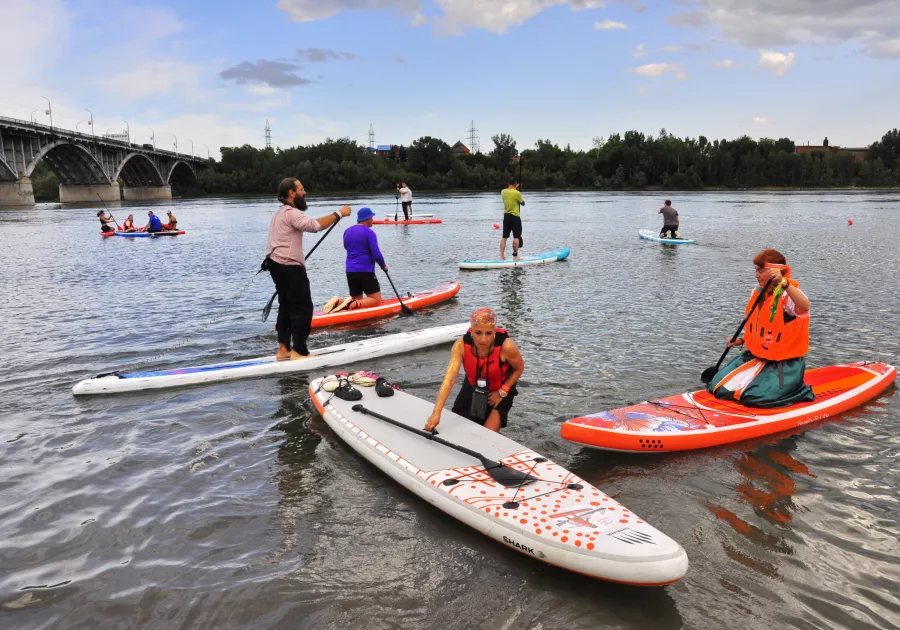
[167,160,201,188]
[0,155,16,181]
[24,140,112,185]
[114,153,166,187]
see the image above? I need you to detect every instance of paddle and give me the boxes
[700,278,773,384]
[96,193,122,230]
[262,216,342,322]
[351,404,538,488]
[395,189,399,222]
[382,268,413,315]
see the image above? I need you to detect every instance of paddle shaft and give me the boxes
[96,193,122,230]
[352,404,492,463]
[383,268,413,314]
[708,278,774,376]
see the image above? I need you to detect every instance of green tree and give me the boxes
[407,136,451,176]
[490,133,517,172]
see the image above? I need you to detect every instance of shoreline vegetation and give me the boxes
[31,128,900,202]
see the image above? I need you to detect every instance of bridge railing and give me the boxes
[0,115,207,163]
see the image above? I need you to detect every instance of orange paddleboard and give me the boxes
[311,281,460,329]
[561,362,896,453]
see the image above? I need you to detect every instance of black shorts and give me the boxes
[101,224,114,233]
[451,379,517,428]
[401,201,412,211]
[661,224,679,236]
[502,213,522,239]
[346,271,380,297]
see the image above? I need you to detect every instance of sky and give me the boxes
[2,0,899,159]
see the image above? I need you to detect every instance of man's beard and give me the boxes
[294,196,308,211]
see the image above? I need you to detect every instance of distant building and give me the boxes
[450,141,471,157]
[796,137,868,162]
[370,144,401,162]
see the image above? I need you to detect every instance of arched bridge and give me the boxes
[0,116,209,206]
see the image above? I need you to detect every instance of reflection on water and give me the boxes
[1,191,899,628]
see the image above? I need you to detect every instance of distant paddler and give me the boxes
[706,248,814,408]
[97,210,115,234]
[658,200,681,239]
[163,210,178,231]
[500,177,524,260]
[144,210,163,233]
[326,206,387,313]
[122,214,137,232]
[265,177,351,360]
[426,308,525,433]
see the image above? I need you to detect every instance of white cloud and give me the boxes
[751,116,769,123]
[758,50,795,76]
[410,13,427,26]
[633,43,646,58]
[104,59,207,101]
[0,0,71,82]
[668,0,900,59]
[711,58,734,68]
[637,87,651,96]
[276,0,420,22]
[595,19,627,30]
[630,62,687,79]
[244,84,279,96]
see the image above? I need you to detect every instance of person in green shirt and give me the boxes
[500,177,524,260]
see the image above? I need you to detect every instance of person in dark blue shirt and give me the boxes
[144,211,163,233]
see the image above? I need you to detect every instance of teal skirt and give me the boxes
[706,350,815,408]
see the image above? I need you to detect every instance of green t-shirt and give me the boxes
[501,188,524,216]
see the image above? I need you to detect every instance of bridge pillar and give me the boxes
[123,185,172,202]
[59,183,121,204]
[0,178,36,207]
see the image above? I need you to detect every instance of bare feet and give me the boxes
[275,344,291,361]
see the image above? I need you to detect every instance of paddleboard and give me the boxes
[309,374,689,585]
[101,230,185,238]
[561,362,896,453]
[384,213,434,219]
[372,218,442,225]
[638,229,694,245]
[311,281,460,329]
[72,322,468,395]
[459,247,570,270]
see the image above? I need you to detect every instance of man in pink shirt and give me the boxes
[266,177,351,360]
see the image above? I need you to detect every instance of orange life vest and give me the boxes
[743,280,809,361]
[462,328,510,391]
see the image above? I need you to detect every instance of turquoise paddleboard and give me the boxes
[459,247,570,270]
[638,229,695,245]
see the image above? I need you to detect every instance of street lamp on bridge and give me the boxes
[148,128,155,149]
[188,138,194,157]
[30,110,38,123]
[85,109,94,136]
[205,145,210,159]
[41,96,53,131]
[122,119,130,144]
[173,135,178,153]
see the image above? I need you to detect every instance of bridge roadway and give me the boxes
[0,116,208,206]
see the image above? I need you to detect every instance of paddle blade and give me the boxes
[262,291,277,322]
[700,366,718,385]
[481,458,538,488]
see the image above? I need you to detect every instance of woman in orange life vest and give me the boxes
[425,308,525,433]
[706,249,815,408]
[122,214,136,232]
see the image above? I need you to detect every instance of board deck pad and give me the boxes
[310,374,689,585]
[561,362,896,452]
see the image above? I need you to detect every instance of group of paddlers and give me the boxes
[98,210,178,233]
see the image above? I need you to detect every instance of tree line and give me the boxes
[30,128,900,201]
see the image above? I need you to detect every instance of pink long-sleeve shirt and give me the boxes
[265,204,322,266]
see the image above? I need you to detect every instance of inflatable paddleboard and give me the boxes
[311,281,460,329]
[101,230,185,238]
[309,374,689,585]
[638,229,694,245]
[459,247,570,270]
[72,322,468,395]
[384,213,434,219]
[372,218,442,225]
[561,362,896,453]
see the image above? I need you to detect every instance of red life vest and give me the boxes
[462,328,510,391]
[744,280,809,361]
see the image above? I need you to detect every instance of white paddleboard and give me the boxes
[638,229,695,245]
[72,323,468,395]
[309,374,689,585]
[384,213,434,218]
[459,247,571,270]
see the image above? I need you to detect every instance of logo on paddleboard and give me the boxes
[606,527,655,545]
[502,536,546,558]
[551,507,617,529]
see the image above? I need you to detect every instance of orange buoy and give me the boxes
[848,219,853,226]
[493,223,500,229]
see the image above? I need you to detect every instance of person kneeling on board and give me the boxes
[97,210,115,233]
[144,211,163,233]
[326,207,387,313]
[706,248,815,408]
[162,210,177,230]
[122,214,137,232]
[658,199,681,239]
[425,308,525,433]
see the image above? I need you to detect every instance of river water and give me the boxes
[1,191,898,629]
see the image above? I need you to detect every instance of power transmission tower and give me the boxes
[265,120,272,149]
[467,120,480,154]
[368,123,375,151]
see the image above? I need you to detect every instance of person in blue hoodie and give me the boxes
[327,207,387,313]
[143,210,163,233]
